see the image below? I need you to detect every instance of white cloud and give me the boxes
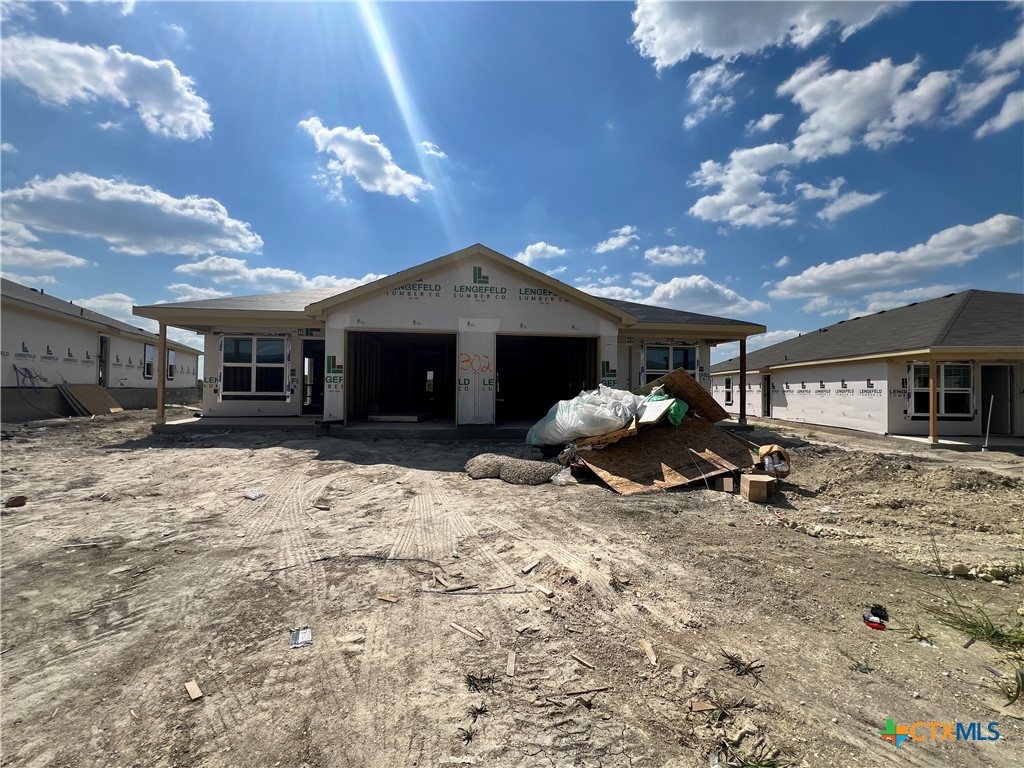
[631,272,658,288]
[73,290,202,348]
[949,70,1019,124]
[164,283,232,302]
[1,272,58,286]
[854,284,964,316]
[712,329,804,364]
[2,173,262,257]
[174,256,385,293]
[818,190,884,222]
[417,141,447,159]
[976,90,1024,138]
[684,62,742,129]
[630,1,894,68]
[514,241,567,266]
[688,143,797,228]
[746,113,783,134]
[1,35,212,140]
[647,275,769,316]
[795,177,845,200]
[0,218,90,269]
[299,116,430,202]
[546,266,567,276]
[165,23,187,44]
[594,225,639,254]
[774,255,790,268]
[1,142,16,153]
[664,226,676,236]
[97,120,123,131]
[577,283,644,301]
[970,23,1024,75]
[770,214,1024,299]
[644,244,706,266]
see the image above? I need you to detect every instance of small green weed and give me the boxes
[457,726,475,745]
[468,702,489,722]
[716,742,793,767]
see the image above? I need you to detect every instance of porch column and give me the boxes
[156,322,167,425]
[738,337,747,425]
[928,358,938,445]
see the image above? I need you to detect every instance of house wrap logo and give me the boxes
[879,718,1000,747]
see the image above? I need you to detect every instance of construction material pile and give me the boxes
[526,368,782,497]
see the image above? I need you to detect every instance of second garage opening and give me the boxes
[495,335,598,423]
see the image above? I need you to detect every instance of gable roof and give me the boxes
[302,243,637,323]
[2,278,202,354]
[601,298,764,329]
[710,290,1024,374]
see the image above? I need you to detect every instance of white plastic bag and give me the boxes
[550,466,578,486]
[526,385,647,446]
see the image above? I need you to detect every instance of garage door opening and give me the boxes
[495,336,598,423]
[347,332,456,423]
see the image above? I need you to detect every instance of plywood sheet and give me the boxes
[634,368,729,423]
[57,384,90,417]
[64,385,124,415]
[579,419,754,496]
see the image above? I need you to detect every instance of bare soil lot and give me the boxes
[2,410,1023,767]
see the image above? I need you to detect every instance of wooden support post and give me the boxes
[928,359,938,445]
[156,322,167,425]
[738,337,748,426]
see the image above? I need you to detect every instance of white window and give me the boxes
[223,337,286,397]
[143,344,155,379]
[724,376,733,406]
[911,363,972,417]
[644,345,697,385]
[167,350,175,381]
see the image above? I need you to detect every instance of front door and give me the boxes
[981,365,1013,435]
[98,335,110,387]
[302,339,325,415]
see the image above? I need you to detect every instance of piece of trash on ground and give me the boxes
[289,627,313,648]
[2,496,27,508]
[184,680,203,700]
[243,489,264,500]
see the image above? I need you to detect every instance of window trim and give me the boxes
[643,344,698,385]
[222,336,288,397]
[910,362,973,419]
[143,343,155,380]
[724,376,733,406]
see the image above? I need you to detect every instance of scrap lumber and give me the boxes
[575,416,638,448]
[57,385,89,417]
[562,686,612,697]
[507,651,517,677]
[184,680,203,701]
[450,622,485,642]
[533,584,555,598]
[571,653,595,669]
[521,559,540,575]
[579,417,754,496]
[63,385,124,415]
[640,639,658,666]
[376,595,399,603]
[634,368,729,423]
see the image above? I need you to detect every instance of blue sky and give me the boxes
[2,0,1022,359]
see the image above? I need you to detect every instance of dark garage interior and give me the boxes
[495,335,598,422]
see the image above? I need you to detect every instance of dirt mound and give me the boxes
[920,466,1022,493]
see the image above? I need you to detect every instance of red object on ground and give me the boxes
[863,615,886,631]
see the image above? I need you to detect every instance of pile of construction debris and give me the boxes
[466,368,792,501]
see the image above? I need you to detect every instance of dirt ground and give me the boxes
[2,408,1023,767]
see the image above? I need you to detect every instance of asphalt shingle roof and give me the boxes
[710,290,1024,373]
[599,298,757,326]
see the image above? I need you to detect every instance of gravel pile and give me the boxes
[465,453,559,485]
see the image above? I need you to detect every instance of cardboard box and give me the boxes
[740,473,775,503]
[713,476,735,493]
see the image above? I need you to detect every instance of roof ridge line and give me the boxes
[932,290,975,346]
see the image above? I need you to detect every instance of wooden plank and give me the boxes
[579,418,754,496]
[376,595,399,603]
[634,368,729,423]
[184,680,203,701]
[57,385,89,417]
[487,583,516,591]
[562,686,612,697]
[637,398,675,425]
[575,417,638,448]
[66,384,124,415]
[433,571,449,589]
[506,651,516,677]
[571,653,595,669]
[521,560,540,575]
[533,584,555,598]
[444,583,479,593]
[450,622,484,642]
[640,639,657,666]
